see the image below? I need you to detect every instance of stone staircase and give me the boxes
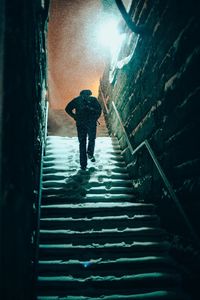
[36,118,190,299]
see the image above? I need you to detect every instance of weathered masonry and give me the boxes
[100,0,200,242]
[99,0,200,296]
[0,1,49,299]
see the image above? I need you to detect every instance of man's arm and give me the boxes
[87,97,102,120]
[65,99,76,120]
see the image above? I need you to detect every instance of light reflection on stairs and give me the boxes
[37,118,190,300]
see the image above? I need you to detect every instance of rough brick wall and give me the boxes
[100,0,200,241]
[0,1,49,299]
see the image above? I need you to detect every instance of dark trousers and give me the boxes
[76,122,97,168]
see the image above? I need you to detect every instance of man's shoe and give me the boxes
[88,155,96,162]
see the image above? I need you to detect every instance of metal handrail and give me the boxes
[44,100,49,142]
[101,93,199,245]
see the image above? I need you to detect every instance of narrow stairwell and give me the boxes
[36,117,190,300]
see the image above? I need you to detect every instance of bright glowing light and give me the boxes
[97,17,125,56]
[98,19,119,47]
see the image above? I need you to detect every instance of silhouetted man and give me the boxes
[65,90,102,170]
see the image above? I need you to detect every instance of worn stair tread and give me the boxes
[43,164,128,171]
[43,161,125,168]
[38,256,175,266]
[37,290,190,300]
[38,272,180,282]
[39,241,169,248]
[45,144,120,149]
[37,273,181,297]
[40,215,159,221]
[42,179,133,188]
[45,146,122,153]
[40,227,165,238]
[38,256,178,276]
[42,191,135,197]
[45,149,123,156]
[43,155,125,162]
[39,228,166,244]
[43,169,130,180]
[41,202,154,209]
[39,241,170,260]
[43,157,124,163]
[43,166,128,174]
[43,172,130,181]
[39,215,160,230]
[41,194,137,204]
[42,186,134,193]
[43,173,130,181]
[42,167,128,175]
[41,203,155,218]
[46,136,115,141]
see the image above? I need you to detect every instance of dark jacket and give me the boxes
[65,96,102,125]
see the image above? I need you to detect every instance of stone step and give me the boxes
[37,272,181,297]
[40,227,166,245]
[45,149,123,156]
[42,172,130,181]
[41,194,138,205]
[46,136,117,142]
[46,135,113,140]
[38,256,177,277]
[43,154,124,163]
[42,165,129,174]
[38,241,170,260]
[37,290,190,300]
[40,215,160,230]
[42,178,133,188]
[45,140,121,148]
[40,202,155,218]
[45,146,122,155]
[42,186,134,197]
[43,160,126,168]
[42,170,132,182]
[39,227,166,244]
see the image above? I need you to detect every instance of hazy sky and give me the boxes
[48,0,106,109]
[47,0,131,109]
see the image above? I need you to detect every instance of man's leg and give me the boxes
[77,125,87,169]
[87,123,97,159]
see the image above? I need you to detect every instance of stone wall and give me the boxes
[100,0,200,241]
[0,0,49,299]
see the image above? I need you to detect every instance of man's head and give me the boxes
[80,89,92,99]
